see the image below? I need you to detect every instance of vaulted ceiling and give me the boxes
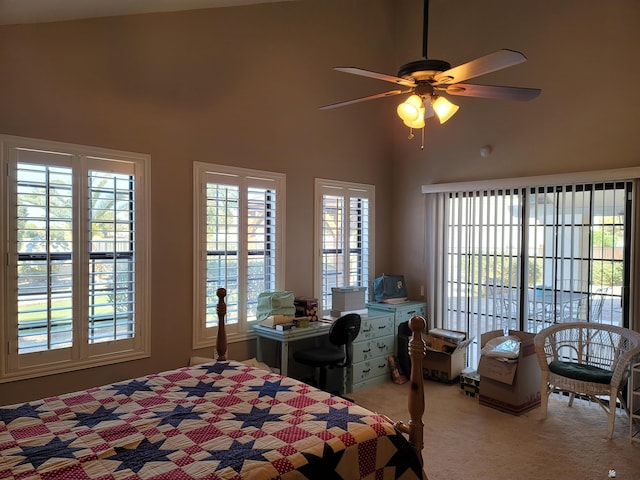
[0,0,298,25]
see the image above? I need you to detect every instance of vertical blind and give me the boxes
[432,179,631,366]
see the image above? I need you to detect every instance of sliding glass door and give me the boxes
[524,183,628,330]
[442,181,630,364]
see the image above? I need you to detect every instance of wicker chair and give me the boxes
[534,322,640,438]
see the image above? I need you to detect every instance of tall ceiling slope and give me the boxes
[0,0,299,25]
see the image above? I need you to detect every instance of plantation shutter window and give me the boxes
[315,179,374,313]
[193,163,285,348]
[1,135,150,382]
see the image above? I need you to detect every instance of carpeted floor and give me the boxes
[348,380,640,480]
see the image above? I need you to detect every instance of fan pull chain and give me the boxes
[407,127,426,149]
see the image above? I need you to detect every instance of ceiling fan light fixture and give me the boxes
[432,96,459,124]
[424,99,435,119]
[320,0,541,150]
[403,106,426,129]
[396,94,424,122]
[397,103,419,122]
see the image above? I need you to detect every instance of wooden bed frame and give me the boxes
[214,288,427,470]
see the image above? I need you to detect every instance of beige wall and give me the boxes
[390,0,640,303]
[0,0,398,404]
[1,0,639,404]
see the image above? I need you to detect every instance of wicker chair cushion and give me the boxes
[548,360,613,384]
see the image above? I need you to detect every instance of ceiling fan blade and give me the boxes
[334,67,416,87]
[434,49,528,84]
[442,83,541,101]
[320,89,409,110]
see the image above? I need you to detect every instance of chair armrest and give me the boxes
[534,331,553,372]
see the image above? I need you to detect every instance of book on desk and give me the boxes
[268,316,312,331]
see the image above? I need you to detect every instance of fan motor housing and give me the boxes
[398,59,451,82]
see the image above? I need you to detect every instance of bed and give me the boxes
[0,288,427,479]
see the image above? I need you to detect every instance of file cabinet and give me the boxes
[347,311,395,392]
[366,300,427,355]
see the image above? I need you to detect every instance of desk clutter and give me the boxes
[294,296,318,320]
[258,288,369,330]
[256,291,296,321]
[330,286,367,317]
[276,317,313,331]
[258,293,320,330]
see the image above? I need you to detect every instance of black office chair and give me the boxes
[293,313,361,395]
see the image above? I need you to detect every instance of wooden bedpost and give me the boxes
[408,315,426,468]
[386,315,426,473]
[215,288,228,361]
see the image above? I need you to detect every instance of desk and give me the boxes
[253,311,396,393]
[253,322,332,376]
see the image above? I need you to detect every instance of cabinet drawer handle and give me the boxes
[363,326,373,333]
[362,368,371,373]
[407,310,416,315]
[378,325,387,329]
[378,364,386,369]
[362,348,371,353]
[376,343,385,349]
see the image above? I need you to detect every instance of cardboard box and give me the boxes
[477,330,541,415]
[460,367,480,398]
[429,328,467,345]
[422,330,474,383]
[331,287,366,312]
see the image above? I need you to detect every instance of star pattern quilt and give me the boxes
[0,360,423,479]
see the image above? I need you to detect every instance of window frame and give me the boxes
[314,178,375,314]
[193,162,286,348]
[0,135,151,383]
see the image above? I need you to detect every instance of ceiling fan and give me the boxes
[320,0,541,147]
